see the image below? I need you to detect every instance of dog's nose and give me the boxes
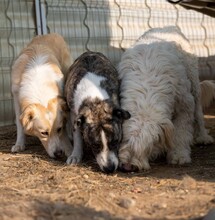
[102,163,116,174]
[54,150,63,159]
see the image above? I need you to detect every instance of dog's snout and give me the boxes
[102,163,116,174]
[54,149,63,159]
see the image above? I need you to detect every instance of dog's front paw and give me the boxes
[195,134,214,145]
[167,151,191,165]
[66,154,82,165]
[11,144,25,153]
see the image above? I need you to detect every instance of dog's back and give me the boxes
[65,51,120,110]
[137,26,192,54]
[12,33,71,88]
[25,33,71,74]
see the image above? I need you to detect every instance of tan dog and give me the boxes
[11,33,72,159]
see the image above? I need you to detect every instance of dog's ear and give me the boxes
[20,105,36,132]
[113,108,131,121]
[61,100,69,113]
[48,97,70,121]
[48,97,69,113]
[58,97,70,112]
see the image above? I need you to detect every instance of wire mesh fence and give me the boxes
[0,0,215,126]
[0,0,37,126]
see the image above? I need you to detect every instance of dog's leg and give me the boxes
[66,127,83,164]
[61,131,73,159]
[63,121,73,158]
[11,93,26,152]
[167,107,193,165]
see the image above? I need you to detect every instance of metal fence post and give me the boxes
[35,0,47,35]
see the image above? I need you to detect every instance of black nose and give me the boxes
[102,163,116,174]
[54,150,63,159]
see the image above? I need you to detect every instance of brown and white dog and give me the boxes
[11,33,73,159]
[118,26,213,171]
[65,51,130,173]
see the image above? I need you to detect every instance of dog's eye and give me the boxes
[57,127,62,133]
[41,131,49,136]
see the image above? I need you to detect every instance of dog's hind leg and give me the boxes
[11,92,26,153]
[167,96,194,165]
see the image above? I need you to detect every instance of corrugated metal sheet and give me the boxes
[0,0,36,126]
[0,0,215,126]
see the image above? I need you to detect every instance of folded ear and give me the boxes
[20,105,36,132]
[113,108,131,121]
[59,97,69,113]
[48,97,69,115]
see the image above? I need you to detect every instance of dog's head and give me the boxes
[76,99,130,173]
[20,97,70,158]
[119,117,174,172]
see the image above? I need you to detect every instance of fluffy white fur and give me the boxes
[118,26,213,171]
[19,55,63,106]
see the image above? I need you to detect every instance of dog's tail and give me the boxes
[200,80,215,109]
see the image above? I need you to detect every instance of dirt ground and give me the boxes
[0,108,215,220]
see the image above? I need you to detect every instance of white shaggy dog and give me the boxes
[118,26,213,171]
